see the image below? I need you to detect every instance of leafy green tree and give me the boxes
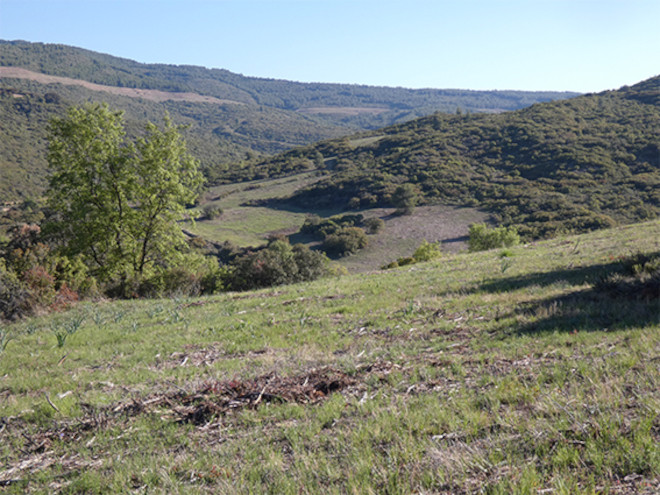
[45,103,203,287]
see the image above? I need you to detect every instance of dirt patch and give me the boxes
[297,106,389,116]
[338,205,491,272]
[0,67,244,105]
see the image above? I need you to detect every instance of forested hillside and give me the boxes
[0,40,578,122]
[240,76,659,239]
[0,80,345,202]
[0,40,579,201]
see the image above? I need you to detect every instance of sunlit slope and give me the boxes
[1,219,658,492]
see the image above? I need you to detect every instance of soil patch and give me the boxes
[0,67,244,105]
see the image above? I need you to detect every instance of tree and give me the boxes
[391,183,419,215]
[45,103,203,287]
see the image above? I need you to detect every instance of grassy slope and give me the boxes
[1,220,659,493]
[186,172,489,271]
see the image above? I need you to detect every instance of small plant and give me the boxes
[89,308,106,326]
[0,327,12,354]
[113,309,128,323]
[468,223,520,252]
[52,314,85,348]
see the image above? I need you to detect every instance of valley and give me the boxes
[0,40,658,494]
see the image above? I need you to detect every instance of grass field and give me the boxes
[1,220,659,493]
[185,172,488,271]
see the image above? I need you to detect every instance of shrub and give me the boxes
[301,214,365,239]
[364,217,385,234]
[381,240,441,270]
[227,240,329,291]
[391,183,419,215]
[0,262,33,320]
[22,265,56,308]
[468,223,520,252]
[594,252,660,301]
[322,227,368,256]
[203,204,223,220]
[413,240,442,262]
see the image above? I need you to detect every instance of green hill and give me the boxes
[0,40,578,202]
[1,220,658,492]
[0,40,578,124]
[242,76,660,239]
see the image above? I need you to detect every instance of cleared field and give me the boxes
[0,67,243,105]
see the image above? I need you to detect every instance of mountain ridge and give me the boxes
[0,40,581,202]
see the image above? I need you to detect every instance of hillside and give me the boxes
[0,40,578,123]
[0,40,578,202]
[1,220,658,493]
[0,79,346,202]
[241,76,660,239]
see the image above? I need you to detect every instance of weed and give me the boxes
[500,257,514,273]
[52,314,85,348]
[0,327,11,354]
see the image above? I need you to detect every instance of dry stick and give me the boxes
[44,393,60,413]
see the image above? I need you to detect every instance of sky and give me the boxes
[0,0,658,93]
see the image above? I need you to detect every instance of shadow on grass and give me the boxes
[477,252,660,295]
[515,285,659,335]
[477,251,660,335]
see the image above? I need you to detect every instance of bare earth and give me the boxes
[0,66,244,105]
[337,205,491,272]
[297,106,389,116]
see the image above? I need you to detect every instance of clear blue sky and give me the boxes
[1,0,658,92]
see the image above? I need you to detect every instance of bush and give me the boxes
[413,240,442,262]
[381,240,441,270]
[391,184,419,216]
[227,240,329,291]
[301,214,365,238]
[202,204,223,220]
[322,227,368,256]
[364,217,385,234]
[468,223,520,252]
[0,261,33,320]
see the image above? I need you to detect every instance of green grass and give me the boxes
[1,220,659,493]
[185,172,329,247]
